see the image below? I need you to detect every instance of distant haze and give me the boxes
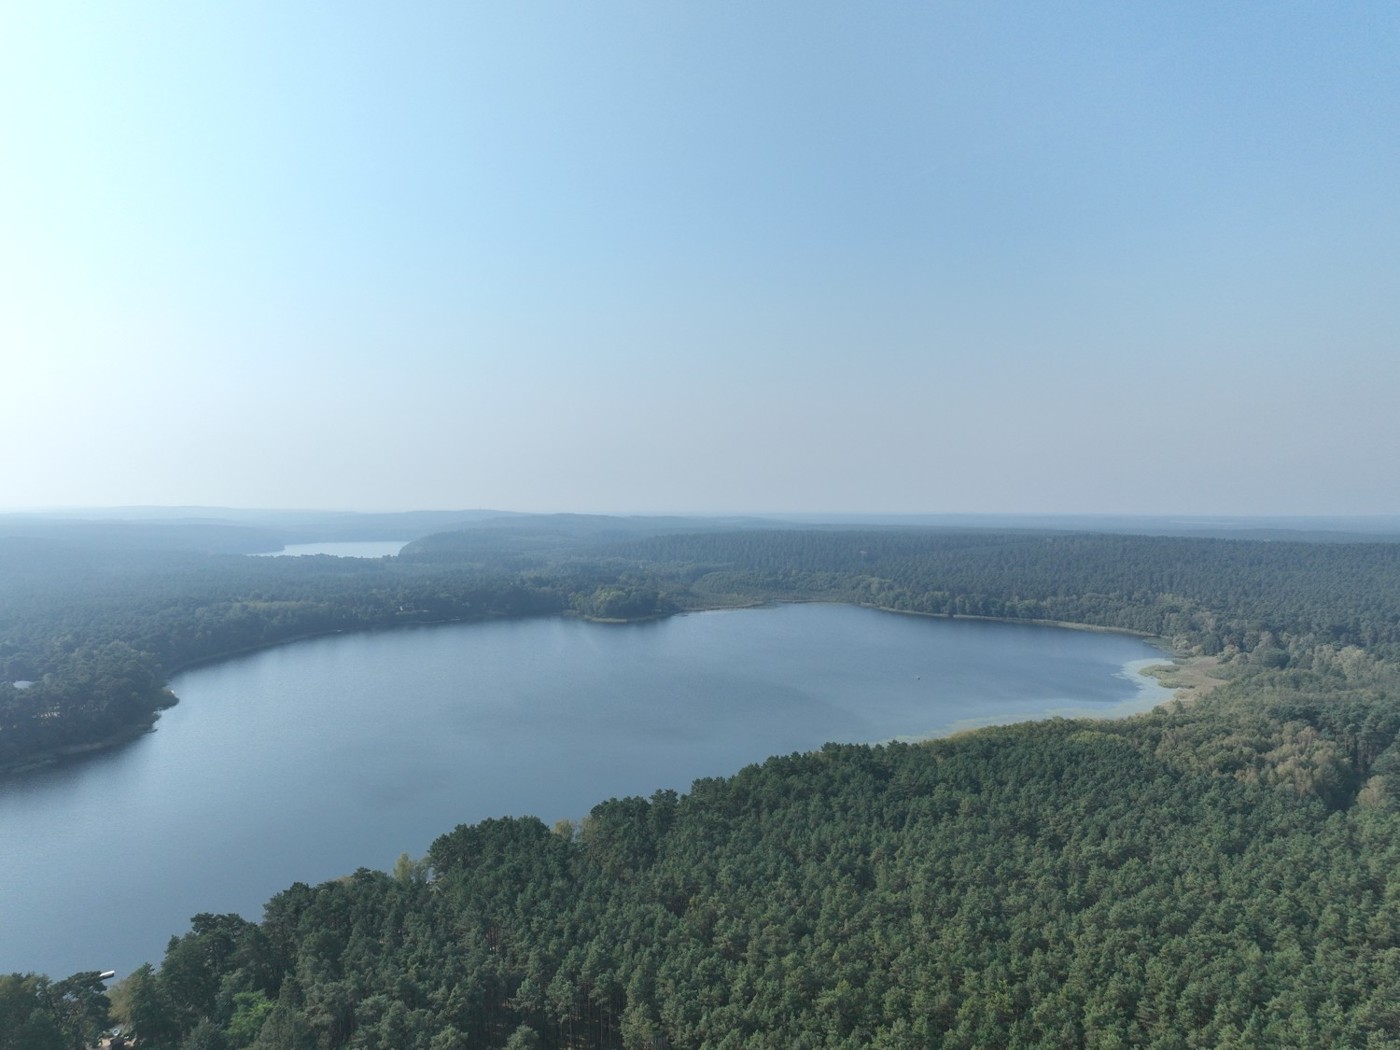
[2,4,1397,515]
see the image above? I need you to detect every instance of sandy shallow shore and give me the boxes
[1143,655,1230,703]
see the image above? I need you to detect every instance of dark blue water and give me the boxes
[0,604,1166,978]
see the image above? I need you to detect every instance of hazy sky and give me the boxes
[2,3,1397,515]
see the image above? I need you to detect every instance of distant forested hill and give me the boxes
[590,528,1400,653]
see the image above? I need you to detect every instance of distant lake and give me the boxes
[0,604,1168,978]
[250,540,409,558]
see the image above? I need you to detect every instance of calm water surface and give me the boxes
[0,604,1167,977]
[250,540,409,557]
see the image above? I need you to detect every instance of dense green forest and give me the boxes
[6,513,1400,1046]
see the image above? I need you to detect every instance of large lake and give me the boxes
[1,604,1168,978]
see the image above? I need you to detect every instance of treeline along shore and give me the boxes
[6,515,1400,1046]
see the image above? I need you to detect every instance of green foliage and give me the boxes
[114,963,179,1048]
[226,992,273,1047]
[574,584,670,621]
[0,970,110,1050]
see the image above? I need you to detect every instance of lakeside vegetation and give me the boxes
[6,513,1400,1046]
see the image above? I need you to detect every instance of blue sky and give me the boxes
[2,2,1397,514]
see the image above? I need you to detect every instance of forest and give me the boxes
[5,513,1400,1046]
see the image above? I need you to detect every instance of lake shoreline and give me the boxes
[1,601,1178,978]
[0,718,162,780]
[3,600,1185,781]
[1139,655,1229,703]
